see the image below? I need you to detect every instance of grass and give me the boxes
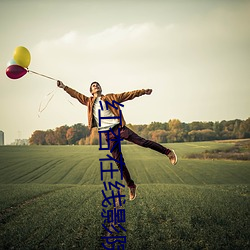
[0,141,249,249]
[126,184,249,249]
[0,184,103,249]
[186,139,250,161]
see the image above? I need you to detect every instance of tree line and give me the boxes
[29,118,250,145]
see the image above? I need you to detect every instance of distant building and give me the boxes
[0,131,4,145]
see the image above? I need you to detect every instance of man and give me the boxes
[57,81,177,201]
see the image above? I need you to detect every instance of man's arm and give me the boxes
[114,89,153,103]
[57,80,89,106]
[57,80,66,89]
[145,89,152,95]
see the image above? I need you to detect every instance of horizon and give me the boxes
[2,116,249,145]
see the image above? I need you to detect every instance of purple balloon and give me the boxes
[6,65,27,79]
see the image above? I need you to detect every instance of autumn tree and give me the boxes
[66,123,89,145]
[150,129,167,143]
[29,117,250,145]
[45,129,57,145]
[29,130,46,145]
[66,127,76,145]
[147,121,168,131]
[55,125,69,145]
[239,118,250,138]
[167,119,184,142]
[188,129,216,141]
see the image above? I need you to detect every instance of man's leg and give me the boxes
[105,130,135,188]
[121,126,177,165]
[105,128,137,201]
[121,126,170,154]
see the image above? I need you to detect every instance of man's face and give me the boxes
[91,82,102,95]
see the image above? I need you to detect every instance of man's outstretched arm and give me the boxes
[57,80,89,106]
[115,88,153,103]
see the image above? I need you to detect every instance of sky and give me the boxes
[0,0,249,144]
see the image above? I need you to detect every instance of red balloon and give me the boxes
[6,65,27,79]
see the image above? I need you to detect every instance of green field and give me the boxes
[0,141,249,249]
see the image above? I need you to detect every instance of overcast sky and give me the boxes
[0,0,249,144]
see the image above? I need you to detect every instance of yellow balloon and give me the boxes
[13,46,31,68]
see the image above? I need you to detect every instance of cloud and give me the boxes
[32,23,162,62]
[35,31,79,50]
[86,23,153,50]
[31,23,164,79]
[59,31,78,44]
[31,10,250,84]
[33,23,154,51]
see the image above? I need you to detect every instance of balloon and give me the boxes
[6,65,27,79]
[13,46,31,68]
[7,58,17,67]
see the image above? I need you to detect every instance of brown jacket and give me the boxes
[64,86,146,130]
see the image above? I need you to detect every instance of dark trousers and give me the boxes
[104,125,171,187]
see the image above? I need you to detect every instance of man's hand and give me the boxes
[57,80,65,89]
[145,89,152,95]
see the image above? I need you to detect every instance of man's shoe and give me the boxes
[129,185,137,201]
[167,150,178,165]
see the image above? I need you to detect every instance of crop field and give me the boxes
[0,141,249,249]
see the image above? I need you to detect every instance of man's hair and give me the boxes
[89,81,101,93]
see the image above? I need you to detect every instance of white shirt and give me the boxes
[93,97,120,131]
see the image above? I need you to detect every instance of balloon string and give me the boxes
[67,99,75,106]
[38,88,58,118]
[28,69,58,81]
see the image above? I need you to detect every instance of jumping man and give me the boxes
[57,81,177,200]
